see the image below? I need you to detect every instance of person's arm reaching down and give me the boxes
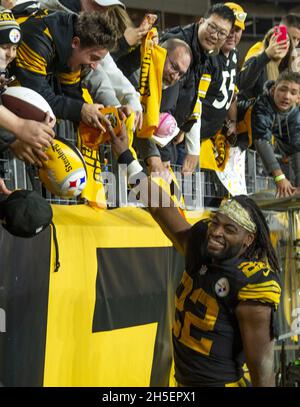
[109,123,191,254]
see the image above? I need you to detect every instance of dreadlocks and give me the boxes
[233,195,281,274]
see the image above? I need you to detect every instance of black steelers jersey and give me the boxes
[173,220,281,387]
[200,49,238,140]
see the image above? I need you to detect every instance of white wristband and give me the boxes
[127,159,143,180]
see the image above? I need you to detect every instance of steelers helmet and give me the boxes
[38,137,87,198]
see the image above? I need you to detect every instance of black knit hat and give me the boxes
[0,10,21,45]
[0,190,52,238]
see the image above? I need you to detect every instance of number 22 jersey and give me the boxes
[173,220,281,386]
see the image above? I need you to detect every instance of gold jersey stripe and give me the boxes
[18,42,47,66]
[16,43,47,75]
[58,70,81,85]
[43,27,53,40]
[238,282,281,296]
[245,280,281,290]
[201,74,212,81]
[238,288,281,306]
[198,74,211,99]
[16,48,47,75]
[16,56,46,75]
[225,376,248,387]
[16,16,29,25]
[240,288,281,296]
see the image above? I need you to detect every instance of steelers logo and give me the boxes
[9,28,21,44]
[60,168,87,198]
[105,112,118,128]
[215,277,230,297]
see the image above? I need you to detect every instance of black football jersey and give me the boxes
[200,49,238,140]
[173,220,281,387]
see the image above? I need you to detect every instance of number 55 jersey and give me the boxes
[173,220,281,387]
[199,49,238,141]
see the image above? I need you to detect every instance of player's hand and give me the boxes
[275,178,296,198]
[181,154,199,175]
[108,123,129,158]
[14,116,55,150]
[9,140,49,167]
[81,103,110,132]
[146,156,172,184]
[0,177,12,195]
[124,27,148,46]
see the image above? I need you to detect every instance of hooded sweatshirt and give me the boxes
[38,0,142,111]
[238,80,300,174]
[14,11,85,121]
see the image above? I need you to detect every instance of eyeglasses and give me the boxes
[167,55,186,78]
[206,21,229,40]
[233,10,247,23]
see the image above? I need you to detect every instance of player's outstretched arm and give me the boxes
[109,123,191,255]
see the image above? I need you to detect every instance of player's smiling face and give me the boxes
[206,213,254,261]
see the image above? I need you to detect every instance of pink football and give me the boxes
[156,112,177,138]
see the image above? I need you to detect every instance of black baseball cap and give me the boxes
[0,190,52,238]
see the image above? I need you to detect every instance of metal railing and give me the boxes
[0,144,275,210]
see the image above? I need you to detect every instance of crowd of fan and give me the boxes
[1,0,300,203]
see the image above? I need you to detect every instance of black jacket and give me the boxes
[238,52,271,101]
[13,12,84,121]
[247,81,300,153]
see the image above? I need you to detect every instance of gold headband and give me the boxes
[217,199,257,233]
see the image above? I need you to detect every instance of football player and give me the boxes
[109,122,282,387]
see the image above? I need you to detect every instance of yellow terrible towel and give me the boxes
[138,28,167,138]
[200,132,230,172]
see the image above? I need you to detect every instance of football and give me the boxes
[1,86,55,122]
[38,138,87,198]
[152,112,180,148]
[156,112,177,138]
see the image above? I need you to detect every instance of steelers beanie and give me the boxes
[0,10,21,45]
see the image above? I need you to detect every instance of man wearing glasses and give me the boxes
[193,3,247,149]
[196,2,247,148]
[159,3,236,174]
[134,38,193,179]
